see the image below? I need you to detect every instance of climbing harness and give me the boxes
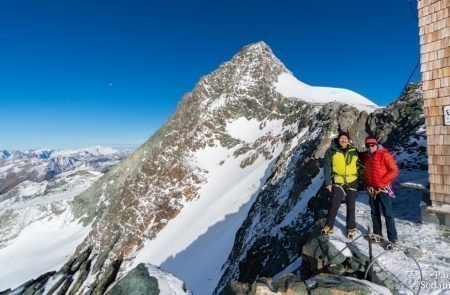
[332,183,357,198]
[366,186,388,198]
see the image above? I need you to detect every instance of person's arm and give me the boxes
[381,152,399,186]
[324,149,333,191]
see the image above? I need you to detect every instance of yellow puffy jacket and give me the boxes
[324,141,359,185]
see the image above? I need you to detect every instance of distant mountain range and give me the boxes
[0,146,130,195]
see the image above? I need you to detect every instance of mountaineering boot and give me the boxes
[386,242,397,251]
[347,228,356,239]
[321,225,333,235]
[369,234,381,243]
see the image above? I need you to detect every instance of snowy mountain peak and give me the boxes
[240,41,272,54]
[231,41,286,71]
[192,41,289,113]
[193,41,377,114]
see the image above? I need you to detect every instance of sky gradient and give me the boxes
[0,0,420,150]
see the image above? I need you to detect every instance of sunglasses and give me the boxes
[366,144,377,148]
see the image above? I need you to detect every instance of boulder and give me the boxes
[224,273,307,294]
[306,273,391,295]
[107,263,159,295]
[302,236,349,275]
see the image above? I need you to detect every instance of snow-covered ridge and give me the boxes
[275,72,379,112]
[144,264,191,295]
[1,146,125,161]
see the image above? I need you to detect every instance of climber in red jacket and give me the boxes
[360,136,399,250]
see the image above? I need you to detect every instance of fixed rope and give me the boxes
[300,230,423,295]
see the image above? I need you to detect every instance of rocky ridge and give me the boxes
[215,82,424,294]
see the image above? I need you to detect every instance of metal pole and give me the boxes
[368,226,373,282]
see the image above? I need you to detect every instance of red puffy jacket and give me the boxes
[361,146,399,189]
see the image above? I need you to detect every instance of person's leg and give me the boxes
[369,196,382,237]
[379,192,398,242]
[345,189,357,230]
[325,185,345,228]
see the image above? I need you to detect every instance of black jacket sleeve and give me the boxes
[324,148,333,186]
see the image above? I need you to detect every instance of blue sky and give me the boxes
[0,0,420,150]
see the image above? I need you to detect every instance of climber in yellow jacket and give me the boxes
[322,131,359,239]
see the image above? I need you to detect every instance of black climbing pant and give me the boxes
[325,182,357,230]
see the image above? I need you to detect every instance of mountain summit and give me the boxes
[198,40,377,113]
